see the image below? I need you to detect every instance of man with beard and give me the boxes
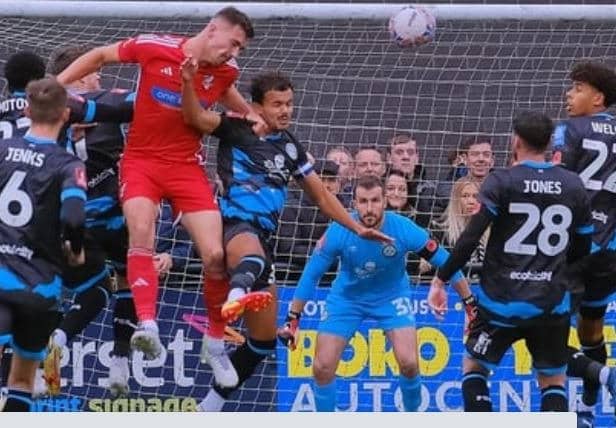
[278,174,471,411]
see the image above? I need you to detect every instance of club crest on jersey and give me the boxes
[382,244,397,257]
[202,75,214,90]
[274,154,285,169]
[285,143,298,160]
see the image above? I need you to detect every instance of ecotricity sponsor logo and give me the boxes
[509,270,552,281]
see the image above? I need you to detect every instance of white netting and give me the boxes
[1,8,615,420]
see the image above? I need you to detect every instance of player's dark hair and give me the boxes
[48,44,93,76]
[26,77,68,125]
[215,6,254,39]
[569,61,616,108]
[4,51,46,93]
[250,71,294,104]
[512,111,554,154]
[354,174,385,199]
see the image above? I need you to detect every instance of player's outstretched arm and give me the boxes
[180,56,222,134]
[57,43,122,86]
[300,172,393,243]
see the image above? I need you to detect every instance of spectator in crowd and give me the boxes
[384,135,435,227]
[354,147,386,178]
[420,176,486,281]
[385,170,414,215]
[276,160,346,280]
[417,136,493,226]
[326,146,354,188]
[386,134,419,178]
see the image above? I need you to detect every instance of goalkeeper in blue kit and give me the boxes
[278,175,472,411]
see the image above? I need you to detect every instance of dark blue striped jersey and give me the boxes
[0,133,86,301]
[66,89,133,228]
[553,113,616,251]
[213,115,313,232]
[478,161,592,324]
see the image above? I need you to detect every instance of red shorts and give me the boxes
[119,157,218,214]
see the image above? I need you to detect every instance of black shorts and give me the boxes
[0,298,60,361]
[465,314,570,375]
[62,225,128,293]
[578,250,616,308]
[222,218,275,289]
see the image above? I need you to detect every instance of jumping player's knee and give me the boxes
[203,246,225,273]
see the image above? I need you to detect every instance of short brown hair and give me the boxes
[26,78,68,125]
[353,175,384,199]
[215,7,254,39]
[48,44,93,75]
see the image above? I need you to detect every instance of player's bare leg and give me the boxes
[388,327,421,411]
[311,333,348,411]
[182,210,238,388]
[222,232,273,322]
[124,197,161,360]
[199,286,277,411]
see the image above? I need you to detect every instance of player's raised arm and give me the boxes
[300,172,393,244]
[180,56,222,134]
[57,42,122,86]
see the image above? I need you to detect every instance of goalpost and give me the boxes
[1,1,615,418]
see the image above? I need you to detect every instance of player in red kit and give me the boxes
[56,7,265,387]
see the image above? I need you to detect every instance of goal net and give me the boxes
[0,3,615,420]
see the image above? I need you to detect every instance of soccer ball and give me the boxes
[388,6,436,48]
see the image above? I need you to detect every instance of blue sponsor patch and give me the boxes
[151,86,181,108]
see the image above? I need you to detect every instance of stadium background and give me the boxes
[0,1,615,424]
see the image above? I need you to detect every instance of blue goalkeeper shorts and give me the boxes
[318,293,416,340]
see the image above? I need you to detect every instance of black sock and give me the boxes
[229,255,266,292]
[462,371,492,412]
[581,339,607,406]
[113,290,137,357]
[59,284,110,341]
[1,348,11,388]
[213,338,275,399]
[540,386,567,411]
[3,389,32,412]
[567,346,603,385]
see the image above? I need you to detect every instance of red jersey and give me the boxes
[118,34,239,163]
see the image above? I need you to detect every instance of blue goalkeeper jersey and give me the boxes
[294,211,464,303]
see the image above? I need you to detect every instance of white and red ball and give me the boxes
[388,6,436,48]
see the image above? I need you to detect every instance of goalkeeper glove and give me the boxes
[462,294,480,334]
[277,310,301,350]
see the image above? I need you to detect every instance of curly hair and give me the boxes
[570,61,616,108]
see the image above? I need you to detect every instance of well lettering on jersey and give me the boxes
[5,147,45,167]
[0,98,27,114]
[522,179,561,195]
[591,121,616,136]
